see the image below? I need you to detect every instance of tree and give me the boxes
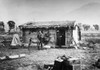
[0,21,5,33]
[37,30,50,49]
[82,24,90,31]
[7,21,15,32]
[93,24,99,30]
[77,23,82,30]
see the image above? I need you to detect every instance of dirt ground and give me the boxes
[0,47,100,70]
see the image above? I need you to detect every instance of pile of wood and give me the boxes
[0,54,26,61]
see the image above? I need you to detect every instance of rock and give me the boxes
[82,47,89,50]
[0,56,6,60]
[19,54,26,58]
[9,55,19,59]
[43,45,51,49]
[8,54,26,59]
[68,57,80,64]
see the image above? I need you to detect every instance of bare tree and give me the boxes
[37,30,50,49]
[77,23,82,30]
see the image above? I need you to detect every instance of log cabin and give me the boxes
[19,21,75,48]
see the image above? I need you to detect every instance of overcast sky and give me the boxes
[0,0,100,26]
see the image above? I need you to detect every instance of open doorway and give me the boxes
[56,29,65,47]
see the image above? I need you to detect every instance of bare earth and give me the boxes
[0,48,99,70]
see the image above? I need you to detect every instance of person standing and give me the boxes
[57,30,62,48]
[37,30,44,50]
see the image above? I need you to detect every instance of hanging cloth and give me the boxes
[11,33,21,46]
[73,25,79,44]
[72,25,81,49]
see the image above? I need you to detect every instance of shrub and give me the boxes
[85,38,100,44]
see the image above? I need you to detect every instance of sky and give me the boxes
[0,0,100,27]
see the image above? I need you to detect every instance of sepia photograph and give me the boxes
[0,0,100,70]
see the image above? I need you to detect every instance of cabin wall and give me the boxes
[23,28,73,47]
[23,30,38,43]
[23,29,57,47]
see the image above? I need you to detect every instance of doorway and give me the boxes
[56,29,65,47]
